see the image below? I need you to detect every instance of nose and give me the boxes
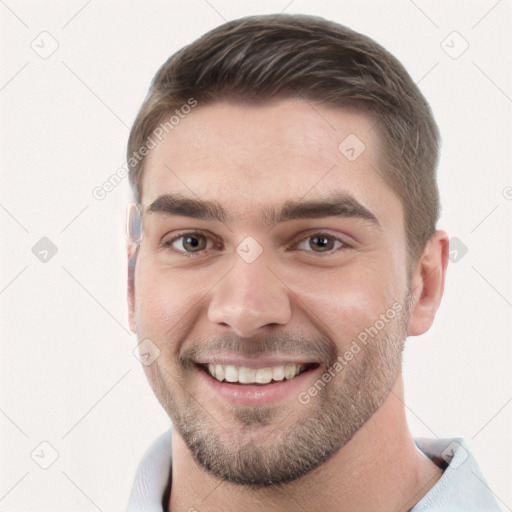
[207,255,292,338]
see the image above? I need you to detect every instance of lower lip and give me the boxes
[197,365,320,406]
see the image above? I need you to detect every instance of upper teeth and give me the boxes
[207,364,306,384]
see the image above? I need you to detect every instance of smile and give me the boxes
[204,363,312,385]
[195,360,321,406]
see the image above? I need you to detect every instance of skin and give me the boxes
[127,97,449,512]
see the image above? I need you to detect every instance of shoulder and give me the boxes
[126,428,173,512]
[412,437,502,511]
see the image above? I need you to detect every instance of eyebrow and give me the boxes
[147,193,381,228]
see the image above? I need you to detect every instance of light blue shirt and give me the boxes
[126,429,502,511]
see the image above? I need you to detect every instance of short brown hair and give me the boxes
[127,13,440,262]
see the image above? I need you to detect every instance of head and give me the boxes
[126,14,449,486]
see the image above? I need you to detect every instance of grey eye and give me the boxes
[164,232,210,253]
[296,234,344,253]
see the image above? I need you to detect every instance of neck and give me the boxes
[169,375,443,512]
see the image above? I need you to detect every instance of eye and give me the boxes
[161,230,349,257]
[293,232,347,254]
[162,231,214,254]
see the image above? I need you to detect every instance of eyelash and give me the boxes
[161,230,350,257]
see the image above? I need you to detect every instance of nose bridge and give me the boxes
[207,252,292,337]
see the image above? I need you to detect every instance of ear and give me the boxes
[407,230,450,336]
[127,243,138,333]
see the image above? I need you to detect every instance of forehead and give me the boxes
[141,98,402,231]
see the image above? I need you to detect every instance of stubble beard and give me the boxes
[143,298,409,487]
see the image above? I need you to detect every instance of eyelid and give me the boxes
[289,231,352,254]
[161,229,218,255]
[162,229,351,256]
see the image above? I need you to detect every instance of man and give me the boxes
[125,13,501,512]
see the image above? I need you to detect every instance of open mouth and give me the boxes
[199,363,319,385]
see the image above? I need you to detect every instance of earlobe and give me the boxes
[407,230,450,336]
[127,243,139,333]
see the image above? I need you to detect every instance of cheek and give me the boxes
[133,251,231,359]
[292,260,403,340]
[134,256,198,343]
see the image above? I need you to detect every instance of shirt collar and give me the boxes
[126,429,501,511]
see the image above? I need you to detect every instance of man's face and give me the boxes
[130,98,413,485]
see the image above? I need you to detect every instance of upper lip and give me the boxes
[195,355,320,369]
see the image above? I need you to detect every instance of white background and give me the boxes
[1,0,511,510]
